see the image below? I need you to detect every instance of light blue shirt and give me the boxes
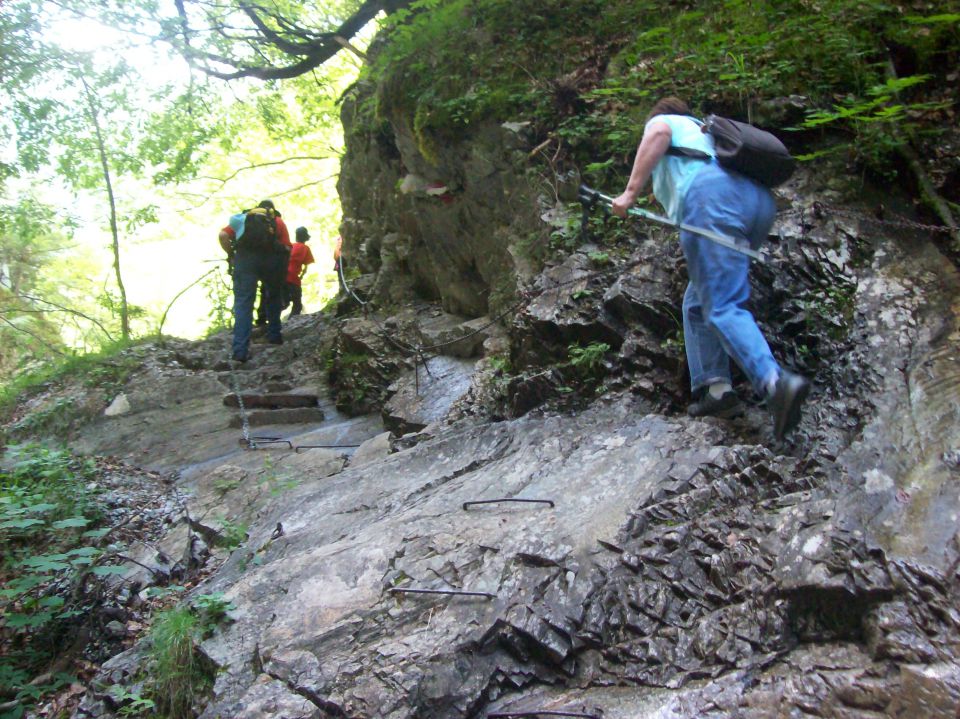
[229,212,246,239]
[646,114,715,223]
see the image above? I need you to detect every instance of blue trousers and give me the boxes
[232,251,286,358]
[680,163,779,396]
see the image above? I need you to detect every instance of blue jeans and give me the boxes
[232,251,286,358]
[680,162,779,396]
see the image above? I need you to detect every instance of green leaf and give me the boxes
[20,557,70,572]
[0,575,45,594]
[52,516,90,529]
[905,13,960,24]
[5,610,54,628]
[67,546,100,557]
[82,528,111,539]
[0,518,45,529]
[24,502,57,513]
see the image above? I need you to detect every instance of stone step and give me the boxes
[228,407,325,428]
[223,393,319,409]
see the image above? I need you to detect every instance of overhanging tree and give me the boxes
[49,0,414,82]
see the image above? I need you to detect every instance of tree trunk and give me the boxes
[80,76,129,342]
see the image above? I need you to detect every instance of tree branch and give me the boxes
[197,153,339,186]
[177,0,412,81]
[0,315,66,356]
[10,291,115,340]
[270,174,341,199]
[156,267,217,339]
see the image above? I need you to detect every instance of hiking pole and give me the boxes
[578,184,766,263]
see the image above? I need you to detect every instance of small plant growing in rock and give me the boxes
[259,457,298,496]
[488,354,512,375]
[215,517,247,549]
[110,686,156,717]
[212,476,241,496]
[588,250,611,266]
[192,592,235,628]
[568,341,611,381]
[661,330,685,355]
[145,606,215,719]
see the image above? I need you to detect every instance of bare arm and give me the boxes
[611,121,672,218]
[218,230,233,255]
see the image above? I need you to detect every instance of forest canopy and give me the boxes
[1,0,377,390]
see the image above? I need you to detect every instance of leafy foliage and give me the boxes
[357,0,958,188]
[0,445,115,716]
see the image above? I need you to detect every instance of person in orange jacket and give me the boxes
[285,227,315,315]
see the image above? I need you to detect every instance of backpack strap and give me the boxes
[665,145,712,160]
[663,115,712,161]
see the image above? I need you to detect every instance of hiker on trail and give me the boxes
[611,96,809,439]
[285,226,315,316]
[333,235,347,295]
[254,199,292,326]
[218,200,291,362]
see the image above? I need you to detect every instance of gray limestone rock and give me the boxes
[382,356,476,434]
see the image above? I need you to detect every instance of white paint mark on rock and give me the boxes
[864,468,895,494]
[802,534,824,557]
[105,393,131,417]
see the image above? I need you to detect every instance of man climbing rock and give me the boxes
[285,226,315,316]
[218,201,290,362]
[611,96,809,439]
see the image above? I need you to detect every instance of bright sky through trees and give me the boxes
[14,3,365,342]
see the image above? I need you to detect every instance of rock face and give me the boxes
[14,67,946,719]
[61,164,960,718]
[338,93,550,318]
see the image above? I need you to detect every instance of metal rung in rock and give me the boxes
[228,408,325,428]
[223,393,319,409]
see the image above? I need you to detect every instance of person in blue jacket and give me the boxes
[611,96,808,439]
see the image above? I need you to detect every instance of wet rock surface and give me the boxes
[9,173,957,717]
[187,183,958,718]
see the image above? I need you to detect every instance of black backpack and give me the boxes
[668,115,795,188]
[236,207,282,253]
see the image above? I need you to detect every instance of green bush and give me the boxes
[0,444,113,716]
[360,0,958,188]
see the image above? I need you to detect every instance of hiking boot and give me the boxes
[687,390,744,419]
[267,336,283,346]
[231,352,248,363]
[768,370,810,439]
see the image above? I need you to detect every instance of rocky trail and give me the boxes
[6,165,959,717]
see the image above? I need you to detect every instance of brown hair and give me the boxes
[646,96,691,122]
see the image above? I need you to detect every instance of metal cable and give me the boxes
[335,249,645,362]
[780,201,957,234]
[337,194,948,372]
